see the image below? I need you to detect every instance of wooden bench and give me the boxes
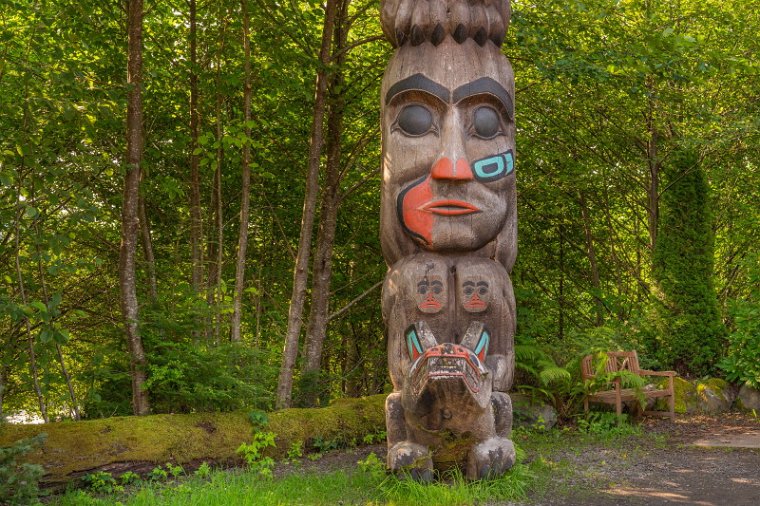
[581,351,676,421]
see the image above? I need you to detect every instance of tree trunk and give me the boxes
[15,210,48,423]
[189,0,204,295]
[300,0,349,405]
[646,79,659,251]
[120,0,150,415]
[557,223,565,340]
[230,0,253,342]
[578,191,604,325]
[138,191,158,304]
[275,0,339,409]
[33,210,80,420]
[206,18,226,343]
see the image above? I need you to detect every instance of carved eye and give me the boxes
[431,281,443,294]
[473,106,501,139]
[396,105,434,136]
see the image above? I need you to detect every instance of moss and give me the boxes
[0,394,387,484]
[699,378,729,394]
[662,377,696,414]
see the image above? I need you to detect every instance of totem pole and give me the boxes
[379,0,517,480]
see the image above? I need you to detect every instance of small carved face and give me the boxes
[415,274,445,314]
[381,39,515,254]
[460,279,490,313]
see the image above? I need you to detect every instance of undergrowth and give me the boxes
[52,449,537,506]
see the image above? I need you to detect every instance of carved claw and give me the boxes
[466,436,515,480]
[388,441,434,482]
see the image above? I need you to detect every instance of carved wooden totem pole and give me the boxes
[380,0,517,480]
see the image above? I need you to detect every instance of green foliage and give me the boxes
[362,430,387,445]
[51,460,533,506]
[147,466,169,482]
[356,452,385,479]
[285,441,303,462]
[236,431,276,478]
[311,435,340,453]
[577,412,640,439]
[193,462,212,479]
[247,410,269,430]
[378,464,533,505]
[652,148,726,375]
[83,471,121,494]
[164,463,185,479]
[719,297,760,388]
[0,433,46,505]
[119,471,140,485]
[142,341,276,414]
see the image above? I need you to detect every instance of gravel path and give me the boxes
[527,413,760,505]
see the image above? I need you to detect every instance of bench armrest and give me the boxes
[639,370,676,377]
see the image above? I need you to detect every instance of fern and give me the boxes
[538,366,572,386]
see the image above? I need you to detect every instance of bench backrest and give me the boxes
[581,351,641,381]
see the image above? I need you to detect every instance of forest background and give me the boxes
[1,0,757,422]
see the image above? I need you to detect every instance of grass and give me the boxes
[50,457,536,506]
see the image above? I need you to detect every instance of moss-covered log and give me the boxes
[0,394,386,484]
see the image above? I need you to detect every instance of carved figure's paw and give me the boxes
[466,437,516,480]
[491,391,513,438]
[387,441,433,482]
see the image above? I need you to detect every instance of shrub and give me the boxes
[719,299,760,389]
[83,471,121,493]
[237,431,276,478]
[143,340,277,413]
[0,434,46,505]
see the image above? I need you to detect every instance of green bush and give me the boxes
[82,471,120,493]
[719,299,760,389]
[143,340,277,413]
[0,433,46,505]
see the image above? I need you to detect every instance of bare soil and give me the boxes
[527,413,760,506]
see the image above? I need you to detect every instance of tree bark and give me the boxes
[275,0,339,409]
[15,203,48,423]
[230,0,253,342]
[120,0,150,415]
[646,78,659,251]
[138,191,158,304]
[206,16,227,343]
[301,0,350,404]
[578,191,604,325]
[32,211,80,420]
[189,0,204,295]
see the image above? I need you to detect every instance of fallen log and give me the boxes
[0,394,386,485]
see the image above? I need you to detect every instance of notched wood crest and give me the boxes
[380,0,511,47]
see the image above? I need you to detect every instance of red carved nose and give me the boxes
[431,157,474,181]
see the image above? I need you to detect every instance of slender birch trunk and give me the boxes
[189,0,204,295]
[120,0,150,415]
[301,0,350,405]
[275,0,339,409]
[231,0,253,342]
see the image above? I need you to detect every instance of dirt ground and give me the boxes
[527,413,760,506]
[282,412,760,505]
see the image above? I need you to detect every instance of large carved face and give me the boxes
[380,38,516,264]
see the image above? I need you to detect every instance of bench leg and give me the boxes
[584,397,589,414]
[615,396,622,420]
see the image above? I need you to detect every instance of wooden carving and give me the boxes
[380,0,517,480]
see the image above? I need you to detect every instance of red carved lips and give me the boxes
[421,199,480,216]
[464,294,488,310]
[418,296,442,310]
